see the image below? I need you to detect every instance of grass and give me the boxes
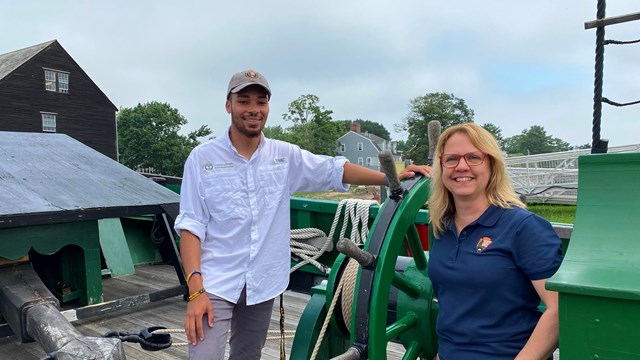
[526,204,576,224]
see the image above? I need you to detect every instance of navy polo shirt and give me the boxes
[428,205,562,360]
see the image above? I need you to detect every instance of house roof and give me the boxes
[0,40,117,110]
[0,40,55,81]
[338,130,387,143]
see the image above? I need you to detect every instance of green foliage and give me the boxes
[282,94,333,125]
[117,101,211,176]
[278,94,342,155]
[503,125,572,155]
[395,139,410,153]
[288,122,343,155]
[263,125,292,142]
[396,92,475,164]
[481,122,504,147]
[335,119,391,140]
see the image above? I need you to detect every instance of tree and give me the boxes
[117,101,211,176]
[395,92,474,164]
[282,94,333,125]
[263,125,292,142]
[281,94,341,155]
[503,125,571,155]
[335,119,391,140]
[481,123,504,147]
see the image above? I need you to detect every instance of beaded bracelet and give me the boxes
[187,269,202,283]
[188,288,206,301]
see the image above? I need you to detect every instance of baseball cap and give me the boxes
[227,69,272,98]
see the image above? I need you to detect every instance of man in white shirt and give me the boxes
[174,69,429,360]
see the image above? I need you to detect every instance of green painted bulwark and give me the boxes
[0,221,103,305]
[558,293,640,359]
[548,152,640,358]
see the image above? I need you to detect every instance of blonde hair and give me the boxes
[429,123,524,237]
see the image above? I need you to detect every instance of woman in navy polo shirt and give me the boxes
[427,123,562,360]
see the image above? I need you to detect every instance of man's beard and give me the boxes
[233,119,262,138]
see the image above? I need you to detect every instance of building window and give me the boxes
[41,113,57,132]
[44,70,56,91]
[366,157,373,166]
[58,72,69,93]
[358,157,364,166]
[340,143,346,152]
[44,68,70,93]
[357,142,363,151]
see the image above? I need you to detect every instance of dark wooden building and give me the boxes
[0,40,118,160]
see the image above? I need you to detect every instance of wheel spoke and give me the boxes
[385,313,418,341]
[392,271,421,298]
[401,340,423,360]
[406,224,427,270]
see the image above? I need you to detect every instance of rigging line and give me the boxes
[604,38,640,45]
[602,97,640,107]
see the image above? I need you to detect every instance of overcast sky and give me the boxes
[2,1,638,147]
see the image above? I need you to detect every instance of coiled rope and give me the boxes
[290,199,378,274]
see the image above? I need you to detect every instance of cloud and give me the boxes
[1,0,638,147]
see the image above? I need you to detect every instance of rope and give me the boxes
[280,293,286,360]
[604,38,640,45]
[339,260,360,331]
[288,199,376,360]
[602,97,640,107]
[289,199,377,274]
[309,258,360,360]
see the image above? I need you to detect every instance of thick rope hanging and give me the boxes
[309,258,360,360]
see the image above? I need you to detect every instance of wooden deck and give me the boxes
[0,264,560,359]
[0,264,407,359]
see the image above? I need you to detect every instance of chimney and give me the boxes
[349,122,361,133]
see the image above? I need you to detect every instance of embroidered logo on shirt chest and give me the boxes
[476,236,493,253]
[204,161,234,171]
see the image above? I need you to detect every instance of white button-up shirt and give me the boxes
[174,128,349,305]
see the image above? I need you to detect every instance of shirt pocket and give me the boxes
[202,171,244,221]
[257,164,288,209]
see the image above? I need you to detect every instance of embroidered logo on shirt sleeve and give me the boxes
[476,236,493,253]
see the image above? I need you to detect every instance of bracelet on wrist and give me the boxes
[188,288,206,301]
[187,269,202,283]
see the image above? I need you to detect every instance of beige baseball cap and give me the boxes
[227,69,272,98]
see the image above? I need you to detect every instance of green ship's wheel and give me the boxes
[352,176,437,360]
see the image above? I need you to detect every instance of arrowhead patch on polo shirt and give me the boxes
[476,236,493,253]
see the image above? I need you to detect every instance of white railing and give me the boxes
[505,144,640,205]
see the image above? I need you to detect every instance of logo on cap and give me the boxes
[244,70,259,79]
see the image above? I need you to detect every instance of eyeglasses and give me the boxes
[440,151,486,168]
